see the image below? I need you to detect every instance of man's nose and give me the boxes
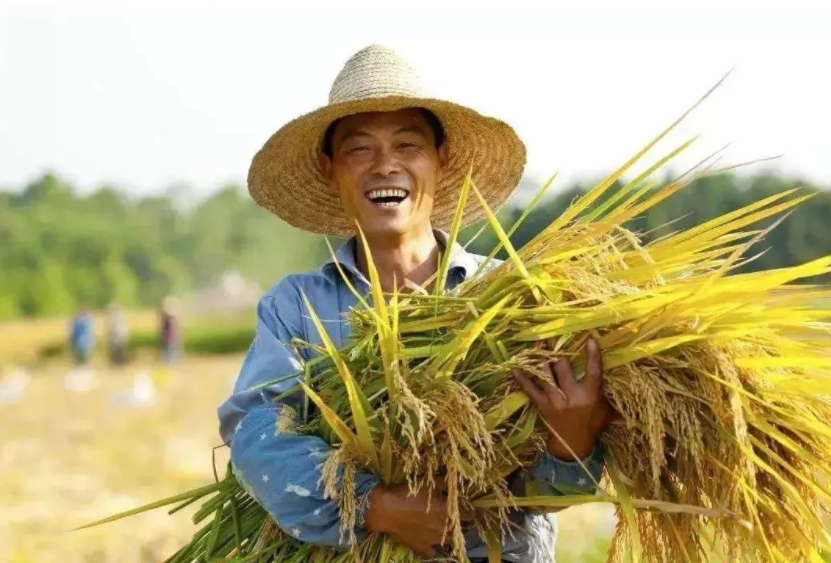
[370,147,401,177]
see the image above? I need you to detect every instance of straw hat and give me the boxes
[248,45,526,237]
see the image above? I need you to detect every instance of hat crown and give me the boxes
[329,45,426,104]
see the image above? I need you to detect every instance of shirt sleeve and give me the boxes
[218,287,379,548]
[511,443,605,512]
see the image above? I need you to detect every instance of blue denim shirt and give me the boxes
[218,233,604,562]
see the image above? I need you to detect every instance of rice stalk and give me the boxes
[80,87,831,562]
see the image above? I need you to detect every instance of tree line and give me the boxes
[0,171,828,320]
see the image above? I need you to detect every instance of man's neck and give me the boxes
[356,224,440,292]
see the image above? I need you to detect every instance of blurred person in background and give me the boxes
[159,296,182,364]
[106,302,130,365]
[69,304,94,366]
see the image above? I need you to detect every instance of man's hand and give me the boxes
[363,482,474,557]
[513,338,612,460]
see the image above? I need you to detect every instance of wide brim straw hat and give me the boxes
[248,45,527,237]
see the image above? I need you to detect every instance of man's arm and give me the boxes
[512,339,611,509]
[515,445,605,505]
[218,289,379,547]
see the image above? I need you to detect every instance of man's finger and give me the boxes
[584,338,603,393]
[552,357,579,396]
[512,368,548,409]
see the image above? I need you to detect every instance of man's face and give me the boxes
[320,109,447,238]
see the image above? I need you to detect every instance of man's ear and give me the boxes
[319,153,336,189]
[437,142,449,169]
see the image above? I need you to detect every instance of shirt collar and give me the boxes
[321,230,478,285]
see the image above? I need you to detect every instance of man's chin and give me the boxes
[355,219,410,238]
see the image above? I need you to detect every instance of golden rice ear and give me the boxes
[606,458,644,563]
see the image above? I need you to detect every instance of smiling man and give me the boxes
[219,45,610,562]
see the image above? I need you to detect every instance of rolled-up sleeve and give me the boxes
[218,282,379,547]
[520,444,605,507]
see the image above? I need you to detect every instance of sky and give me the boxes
[1,0,830,199]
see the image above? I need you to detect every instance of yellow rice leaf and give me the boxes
[354,222,388,323]
[513,292,684,341]
[435,168,472,294]
[732,435,830,543]
[473,171,559,280]
[323,237,377,323]
[473,494,743,519]
[506,410,538,450]
[302,294,380,472]
[430,296,510,378]
[298,382,361,454]
[470,181,530,281]
[746,433,831,506]
[546,73,728,232]
[584,137,697,223]
[380,284,400,414]
[734,356,831,369]
[602,335,705,371]
[483,526,503,563]
[484,391,529,432]
[355,224,403,416]
[648,188,803,254]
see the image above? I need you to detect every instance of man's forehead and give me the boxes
[334,109,429,135]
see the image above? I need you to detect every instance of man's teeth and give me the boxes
[366,188,409,207]
[367,188,408,201]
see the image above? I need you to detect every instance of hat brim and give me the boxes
[248,96,526,237]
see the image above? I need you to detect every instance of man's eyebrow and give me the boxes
[337,128,371,144]
[395,124,427,135]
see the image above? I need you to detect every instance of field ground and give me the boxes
[0,311,159,365]
[0,355,614,563]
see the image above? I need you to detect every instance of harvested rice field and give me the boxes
[0,355,614,563]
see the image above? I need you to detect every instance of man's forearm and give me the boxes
[230,404,379,547]
[523,443,605,503]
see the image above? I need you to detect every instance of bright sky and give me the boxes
[1,0,829,198]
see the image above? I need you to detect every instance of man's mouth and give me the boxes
[365,188,410,208]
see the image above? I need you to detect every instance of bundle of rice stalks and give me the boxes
[81,88,831,563]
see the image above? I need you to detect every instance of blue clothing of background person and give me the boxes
[70,307,95,365]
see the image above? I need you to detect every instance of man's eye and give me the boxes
[349,146,370,153]
[399,142,417,149]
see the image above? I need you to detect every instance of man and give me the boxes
[219,45,611,562]
[159,296,181,364]
[106,302,129,365]
[70,304,94,366]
